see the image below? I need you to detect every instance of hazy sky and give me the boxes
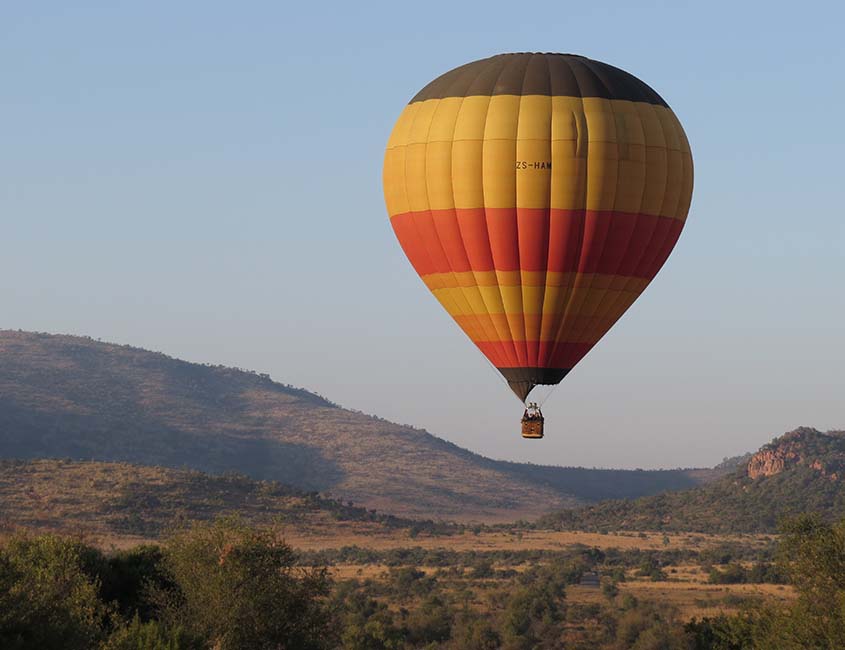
[2,2,843,469]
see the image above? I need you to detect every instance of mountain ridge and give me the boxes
[0,330,722,520]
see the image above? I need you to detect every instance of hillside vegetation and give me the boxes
[540,428,845,533]
[0,459,434,542]
[0,330,719,520]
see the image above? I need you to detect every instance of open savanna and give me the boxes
[282,523,774,553]
[315,553,792,624]
[282,522,787,623]
[563,558,794,619]
[319,549,794,621]
[1,457,793,626]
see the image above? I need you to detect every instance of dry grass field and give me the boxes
[0,456,792,622]
[283,527,790,621]
[615,580,793,618]
[318,555,793,622]
[281,524,773,553]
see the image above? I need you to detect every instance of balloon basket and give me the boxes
[521,416,544,439]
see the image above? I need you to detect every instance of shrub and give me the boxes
[100,545,171,620]
[0,533,111,650]
[153,517,334,650]
[102,615,203,650]
[708,563,747,585]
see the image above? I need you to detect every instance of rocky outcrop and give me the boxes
[747,440,803,478]
[746,428,845,481]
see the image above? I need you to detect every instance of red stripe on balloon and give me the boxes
[475,340,594,369]
[391,209,683,279]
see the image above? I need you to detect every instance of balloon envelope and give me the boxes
[383,53,693,401]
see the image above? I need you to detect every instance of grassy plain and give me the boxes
[284,526,791,620]
[0,458,792,623]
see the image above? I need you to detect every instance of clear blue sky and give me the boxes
[2,2,843,469]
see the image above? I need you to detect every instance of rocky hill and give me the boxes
[745,429,845,480]
[539,427,845,533]
[0,330,720,521]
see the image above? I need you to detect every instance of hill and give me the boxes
[0,330,719,520]
[0,458,431,544]
[539,427,845,533]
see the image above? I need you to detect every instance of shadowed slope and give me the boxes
[0,330,718,520]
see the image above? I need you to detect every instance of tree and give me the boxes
[0,533,110,650]
[685,614,758,650]
[154,517,334,650]
[333,584,404,650]
[450,611,501,650]
[500,571,567,650]
[614,604,688,650]
[687,515,845,649]
[406,594,453,645]
[100,544,172,621]
[753,515,845,649]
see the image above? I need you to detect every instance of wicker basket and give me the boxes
[521,417,544,439]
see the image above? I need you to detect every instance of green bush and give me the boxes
[405,594,453,645]
[450,611,500,650]
[100,545,172,620]
[153,517,335,650]
[334,585,404,650]
[614,604,687,650]
[0,533,111,650]
[102,615,203,650]
[708,563,747,584]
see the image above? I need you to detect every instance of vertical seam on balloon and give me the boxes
[532,54,554,368]
[634,104,676,278]
[532,53,553,369]
[603,103,665,326]
[393,104,445,311]
[542,61,588,369]
[564,61,627,354]
[438,67,512,364]
[648,109,690,275]
[452,60,519,366]
[467,59,523,368]
[539,111,582,368]
[668,111,691,220]
[422,94,503,358]
[565,96,622,355]
[681,123,694,218]
[399,103,468,337]
[614,103,673,293]
[481,58,525,369]
[536,105,563,362]
[573,99,651,349]
[634,107,683,280]
[608,106,657,339]
[502,56,529,367]
[514,54,539,370]
[561,59,633,356]
[546,58,600,370]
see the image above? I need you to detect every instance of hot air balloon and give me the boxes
[382,53,693,438]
